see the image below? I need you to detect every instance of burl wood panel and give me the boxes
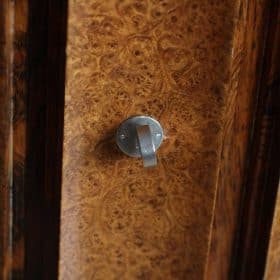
[0,0,27,279]
[60,1,237,279]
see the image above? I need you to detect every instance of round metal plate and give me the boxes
[116,115,163,158]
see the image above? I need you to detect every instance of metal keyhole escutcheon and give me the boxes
[116,116,164,167]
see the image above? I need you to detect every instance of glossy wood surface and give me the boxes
[0,0,277,279]
[206,1,276,279]
[1,0,67,278]
[232,1,280,278]
[0,1,12,278]
[0,0,27,278]
[60,0,238,279]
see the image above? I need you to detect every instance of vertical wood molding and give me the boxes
[25,0,67,278]
[0,1,27,278]
[0,1,13,278]
[206,1,273,279]
[1,0,67,279]
[234,1,280,278]
[263,7,280,278]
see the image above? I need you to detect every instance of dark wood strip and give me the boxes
[25,0,67,278]
[233,1,280,278]
[0,1,13,279]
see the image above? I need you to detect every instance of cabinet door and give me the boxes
[1,0,279,279]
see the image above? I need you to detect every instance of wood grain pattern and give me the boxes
[238,1,280,278]
[60,1,239,279]
[0,1,275,279]
[205,1,274,279]
[0,1,12,278]
[0,0,27,279]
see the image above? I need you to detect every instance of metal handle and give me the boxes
[136,125,157,167]
[116,115,163,168]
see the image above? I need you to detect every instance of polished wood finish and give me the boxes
[0,1,27,278]
[1,0,67,279]
[206,1,276,279]
[0,0,278,279]
[60,0,243,279]
[237,2,280,279]
[0,1,12,278]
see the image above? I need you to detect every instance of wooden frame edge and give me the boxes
[206,0,277,279]
[24,0,68,278]
[0,0,28,278]
[232,1,280,278]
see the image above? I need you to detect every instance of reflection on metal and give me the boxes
[116,116,163,167]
